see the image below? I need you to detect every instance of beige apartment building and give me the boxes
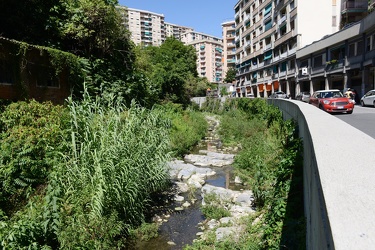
[181,32,224,83]
[118,7,165,46]
[222,21,236,81]
[165,23,194,40]
[234,0,341,98]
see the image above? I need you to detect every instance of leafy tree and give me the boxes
[136,37,198,105]
[0,0,63,46]
[224,67,237,83]
[185,76,211,98]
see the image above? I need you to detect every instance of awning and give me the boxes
[264,50,273,60]
[264,3,272,15]
[266,83,272,91]
[258,84,264,92]
[273,81,279,90]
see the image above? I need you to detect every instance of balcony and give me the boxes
[278,15,287,26]
[341,0,368,13]
[325,59,344,72]
[263,12,271,22]
[244,40,252,48]
[263,43,272,52]
[274,30,295,47]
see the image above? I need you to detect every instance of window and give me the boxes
[313,55,323,67]
[367,36,371,52]
[290,0,295,9]
[0,59,14,84]
[332,16,337,27]
[357,40,363,55]
[280,25,287,36]
[289,59,295,70]
[349,43,355,57]
[300,60,308,68]
[265,20,272,31]
[36,66,59,88]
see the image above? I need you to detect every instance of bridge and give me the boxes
[268,99,375,250]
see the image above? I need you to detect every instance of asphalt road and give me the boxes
[333,104,375,139]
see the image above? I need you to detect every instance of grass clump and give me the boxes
[201,193,231,220]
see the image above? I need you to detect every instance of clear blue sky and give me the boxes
[118,0,236,38]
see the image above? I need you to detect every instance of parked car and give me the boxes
[360,90,375,107]
[268,91,287,99]
[295,92,311,102]
[309,89,355,114]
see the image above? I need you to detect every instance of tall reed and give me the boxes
[55,93,172,248]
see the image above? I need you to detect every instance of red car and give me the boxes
[309,89,355,114]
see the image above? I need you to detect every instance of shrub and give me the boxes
[0,100,69,215]
[155,102,207,157]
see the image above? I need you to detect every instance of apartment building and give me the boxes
[234,0,340,98]
[118,7,165,46]
[296,10,375,98]
[165,22,194,40]
[340,0,370,28]
[222,21,236,80]
[181,32,224,83]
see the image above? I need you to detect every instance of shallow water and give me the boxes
[133,117,244,249]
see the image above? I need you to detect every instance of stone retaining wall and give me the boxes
[268,99,375,249]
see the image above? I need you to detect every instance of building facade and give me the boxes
[234,0,341,98]
[222,21,236,81]
[165,22,194,40]
[296,10,375,99]
[340,0,370,29]
[181,32,224,83]
[118,7,165,46]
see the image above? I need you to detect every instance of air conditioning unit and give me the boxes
[301,67,308,75]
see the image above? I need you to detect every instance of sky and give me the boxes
[118,0,237,38]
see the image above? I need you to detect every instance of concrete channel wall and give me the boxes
[268,99,375,250]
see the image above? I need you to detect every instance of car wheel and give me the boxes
[319,104,324,111]
[347,110,353,114]
[373,101,375,108]
[361,100,365,107]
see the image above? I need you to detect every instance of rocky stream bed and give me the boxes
[133,115,256,249]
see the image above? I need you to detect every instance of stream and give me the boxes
[130,116,252,250]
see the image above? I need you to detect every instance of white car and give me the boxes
[269,91,287,99]
[360,90,375,107]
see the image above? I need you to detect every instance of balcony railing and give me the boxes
[278,15,287,26]
[341,0,368,12]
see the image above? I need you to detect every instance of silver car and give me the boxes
[295,92,311,102]
[269,91,287,99]
[360,90,375,107]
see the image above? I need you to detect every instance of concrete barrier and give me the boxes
[268,99,375,250]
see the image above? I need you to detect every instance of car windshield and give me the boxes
[321,91,343,98]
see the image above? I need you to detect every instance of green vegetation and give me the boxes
[188,98,305,250]
[0,92,208,248]
[0,100,69,215]
[1,3,304,248]
[201,193,231,220]
[154,102,207,157]
[224,67,236,83]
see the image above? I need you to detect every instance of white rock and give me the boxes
[174,195,184,202]
[182,201,191,208]
[234,176,242,184]
[175,182,189,193]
